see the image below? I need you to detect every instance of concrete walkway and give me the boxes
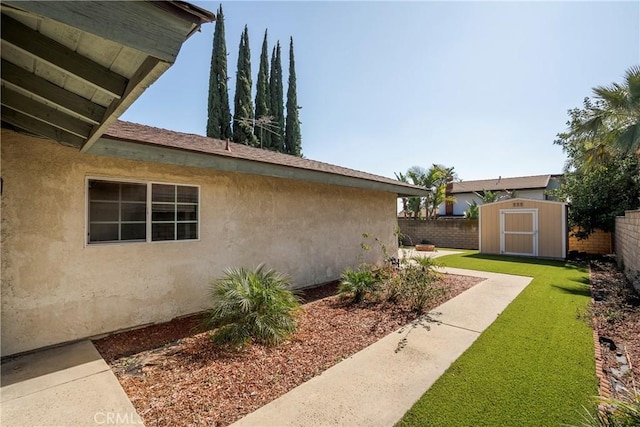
[0,255,531,427]
[1,340,142,426]
[399,248,462,259]
[233,267,532,427]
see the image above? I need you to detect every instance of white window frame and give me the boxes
[85,177,201,246]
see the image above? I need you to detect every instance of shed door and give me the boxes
[500,209,538,256]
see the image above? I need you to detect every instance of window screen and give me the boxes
[88,181,147,243]
[151,184,198,241]
[87,180,199,244]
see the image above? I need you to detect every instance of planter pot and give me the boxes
[415,244,436,252]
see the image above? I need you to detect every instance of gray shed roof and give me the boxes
[91,121,428,197]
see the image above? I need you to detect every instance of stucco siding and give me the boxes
[1,130,397,356]
[516,189,545,200]
[439,189,547,216]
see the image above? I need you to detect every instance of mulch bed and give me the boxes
[589,257,640,398]
[94,274,483,427]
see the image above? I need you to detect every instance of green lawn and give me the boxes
[398,251,598,427]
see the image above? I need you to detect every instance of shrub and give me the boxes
[412,255,440,271]
[204,264,301,348]
[576,391,640,427]
[401,257,444,313]
[339,267,379,303]
[381,256,443,311]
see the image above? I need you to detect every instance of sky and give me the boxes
[121,1,640,182]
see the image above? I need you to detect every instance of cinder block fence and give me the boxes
[397,219,478,250]
[568,229,612,255]
[615,210,640,292]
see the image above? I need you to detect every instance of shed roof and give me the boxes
[450,174,552,194]
[92,121,428,197]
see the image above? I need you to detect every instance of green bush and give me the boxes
[401,257,443,312]
[383,270,404,303]
[412,255,440,271]
[339,267,379,303]
[576,392,640,427]
[380,256,443,312]
[204,264,301,348]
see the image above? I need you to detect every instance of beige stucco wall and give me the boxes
[479,199,566,259]
[1,130,398,356]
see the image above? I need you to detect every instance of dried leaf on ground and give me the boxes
[590,258,640,397]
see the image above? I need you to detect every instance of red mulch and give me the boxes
[94,274,483,426]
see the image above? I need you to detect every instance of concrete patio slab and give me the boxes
[1,340,142,426]
[399,248,462,259]
[232,268,532,427]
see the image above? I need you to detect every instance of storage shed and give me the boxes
[479,198,567,259]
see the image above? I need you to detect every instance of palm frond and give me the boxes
[624,65,640,103]
[204,264,300,348]
[612,123,640,155]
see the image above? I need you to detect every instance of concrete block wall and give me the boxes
[398,219,479,250]
[569,229,612,255]
[615,210,640,292]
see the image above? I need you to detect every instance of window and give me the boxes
[87,179,199,244]
[151,184,198,241]
[88,181,147,242]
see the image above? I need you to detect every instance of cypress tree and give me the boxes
[233,26,258,146]
[269,42,285,152]
[285,37,302,156]
[206,4,231,139]
[254,30,271,149]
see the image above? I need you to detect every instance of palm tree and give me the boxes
[426,164,456,219]
[403,165,456,219]
[406,166,428,218]
[475,189,500,204]
[571,66,640,161]
[205,264,301,348]
[394,171,410,218]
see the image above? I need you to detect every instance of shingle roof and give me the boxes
[450,174,552,194]
[102,121,426,195]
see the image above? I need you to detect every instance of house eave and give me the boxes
[88,137,429,197]
[0,1,214,151]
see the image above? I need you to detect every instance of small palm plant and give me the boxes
[339,267,379,303]
[204,264,301,348]
[573,391,640,427]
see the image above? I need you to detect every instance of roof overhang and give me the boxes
[0,1,214,151]
[89,136,430,197]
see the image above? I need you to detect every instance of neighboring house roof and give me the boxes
[0,1,214,151]
[95,121,428,197]
[450,174,553,194]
